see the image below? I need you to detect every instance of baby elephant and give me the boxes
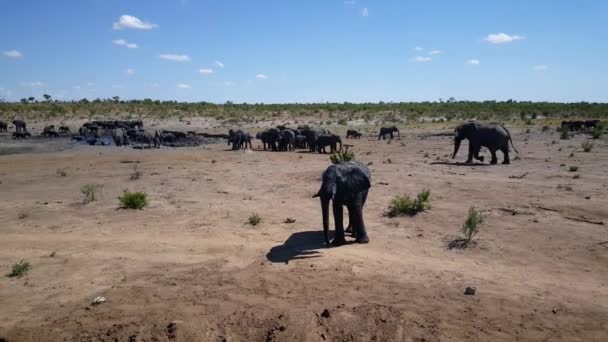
[59,126,71,134]
[12,131,31,140]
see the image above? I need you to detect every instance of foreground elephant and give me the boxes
[313,161,371,246]
[378,126,399,140]
[13,120,27,133]
[453,121,519,164]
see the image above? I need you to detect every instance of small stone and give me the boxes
[464,287,476,295]
[321,309,331,318]
[585,196,591,200]
[552,308,558,314]
[92,296,106,305]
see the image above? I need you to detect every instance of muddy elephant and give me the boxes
[112,128,129,146]
[453,121,519,164]
[316,134,342,153]
[378,126,399,140]
[313,161,371,246]
[228,129,253,150]
[0,121,7,133]
[13,120,27,133]
[42,125,57,137]
[12,131,31,140]
[346,129,362,139]
[58,126,71,134]
[278,129,296,151]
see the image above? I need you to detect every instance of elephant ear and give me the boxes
[336,164,371,195]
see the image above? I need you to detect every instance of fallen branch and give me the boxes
[536,205,560,212]
[497,207,535,216]
[509,172,528,179]
[564,216,605,225]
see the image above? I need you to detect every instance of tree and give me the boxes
[28,97,35,102]
[112,96,120,103]
[43,94,52,102]
[20,98,28,104]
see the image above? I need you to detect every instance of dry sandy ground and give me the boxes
[0,123,607,341]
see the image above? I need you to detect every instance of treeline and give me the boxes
[1,97,607,121]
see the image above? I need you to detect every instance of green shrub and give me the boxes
[118,190,149,209]
[330,150,355,164]
[337,118,348,125]
[56,168,68,177]
[81,183,103,203]
[581,140,594,152]
[387,189,431,217]
[559,126,570,140]
[247,213,263,226]
[462,207,483,244]
[7,260,31,278]
[591,124,604,139]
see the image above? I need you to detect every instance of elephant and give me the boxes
[12,131,31,140]
[228,129,252,150]
[58,126,71,134]
[295,134,307,149]
[316,134,342,153]
[0,121,7,133]
[278,129,296,151]
[42,125,57,137]
[13,120,27,133]
[111,128,129,146]
[452,121,519,165]
[256,130,270,150]
[300,128,319,152]
[378,126,399,140]
[346,129,362,139]
[561,120,584,131]
[313,161,371,246]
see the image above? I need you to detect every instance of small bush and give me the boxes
[559,126,570,140]
[247,213,263,226]
[541,125,551,132]
[569,166,579,172]
[591,125,604,139]
[330,150,355,164]
[17,209,30,220]
[337,118,347,125]
[118,190,149,209]
[56,168,68,177]
[7,260,31,278]
[387,189,431,217]
[462,206,483,244]
[581,140,594,152]
[284,218,296,224]
[81,183,103,203]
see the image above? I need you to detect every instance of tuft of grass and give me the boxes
[81,183,103,203]
[56,168,68,177]
[7,260,31,278]
[461,207,483,245]
[330,150,355,164]
[337,118,348,125]
[541,125,551,132]
[118,190,149,209]
[284,218,296,224]
[130,165,142,181]
[17,209,30,220]
[568,166,579,172]
[559,126,570,140]
[591,124,604,139]
[387,189,431,217]
[581,140,594,152]
[247,213,263,226]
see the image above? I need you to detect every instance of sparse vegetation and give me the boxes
[81,183,103,203]
[582,140,594,152]
[569,166,579,172]
[130,165,142,180]
[247,213,263,226]
[56,168,68,177]
[591,124,604,139]
[541,125,551,132]
[17,209,30,220]
[118,190,149,209]
[284,218,296,224]
[461,206,483,245]
[387,189,431,217]
[7,260,31,278]
[330,150,355,164]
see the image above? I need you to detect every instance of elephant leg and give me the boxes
[490,149,498,164]
[501,147,510,164]
[466,143,474,163]
[332,201,346,246]
[345,208,356,237]
[351,193,369,244]
[473,146,484,162]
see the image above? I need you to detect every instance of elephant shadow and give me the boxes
[266,230,332,264]
[430,161,491,167]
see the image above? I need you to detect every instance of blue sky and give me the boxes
[1,0,607,103]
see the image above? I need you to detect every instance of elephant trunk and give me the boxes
[452,138,461,159]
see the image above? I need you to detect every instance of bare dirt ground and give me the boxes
[0,122,607,341]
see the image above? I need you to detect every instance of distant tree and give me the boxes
[20,98,28,104]
[447,97,456,103]
[28,97,35,102]
[112,96,120,103]
[43,94,52,102]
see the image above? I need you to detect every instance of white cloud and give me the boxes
[3,50,22,58]
[214,61,224,68]
[125,68,135,75]
[414,46,423,52]
[467,59,480,65]
[21,81,44,87]
[361,7,369,17]
[113,15,158,30]
[428,50,443,55]
[199,68,213,74]
[112,39,138,49]
[414,56,432,63]
[159,54,191,62]
[177,83,192,89]
[533,64,548,71]
[484,33,524,44]
[256,73,268,79]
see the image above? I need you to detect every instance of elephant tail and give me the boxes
[312,190,320,198]
[502,125,519,154]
